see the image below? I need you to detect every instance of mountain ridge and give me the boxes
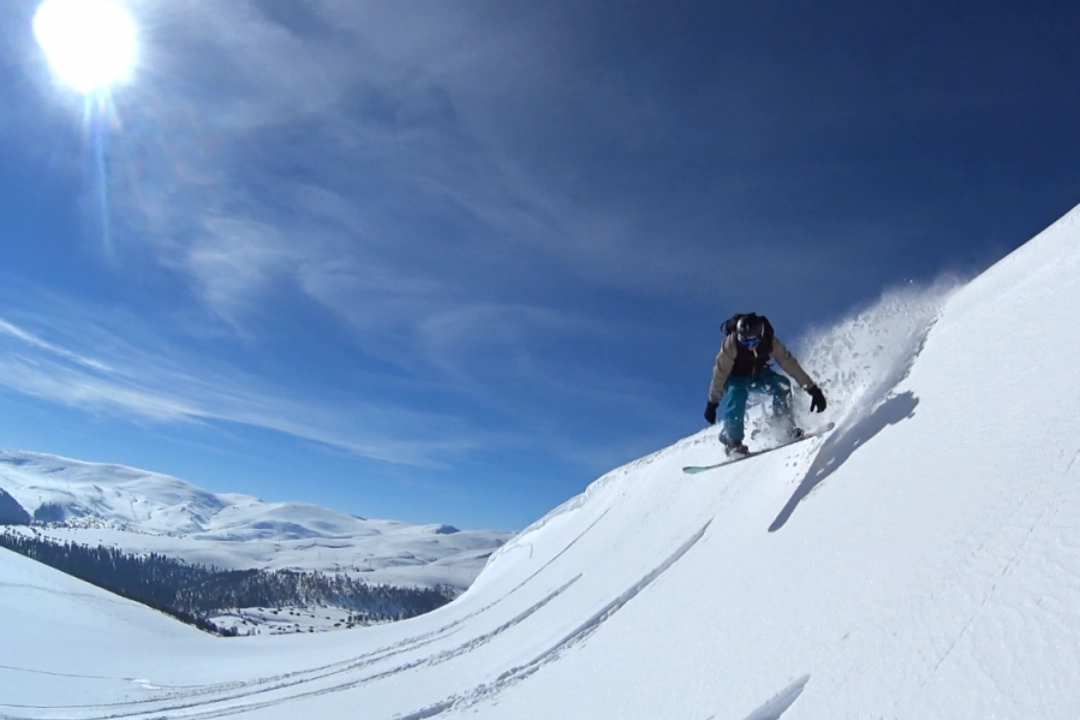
[0,450,511,590]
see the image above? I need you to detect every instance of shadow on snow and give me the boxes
[768,391,919,532]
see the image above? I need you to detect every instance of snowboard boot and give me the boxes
[721,438,750,457]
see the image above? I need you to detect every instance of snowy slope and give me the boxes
[0,452,510,590]
[1,204,1078,719]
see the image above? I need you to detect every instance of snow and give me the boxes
[0,204,1078,718]
[0,454,510,590]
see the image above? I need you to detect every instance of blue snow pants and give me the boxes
[718,367,795,445]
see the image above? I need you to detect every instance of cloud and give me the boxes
[184,215,299,325]
[3,0,932,489]
[0,298,493,468]
[0,319,113,372]
[111,0,742,332]
[0,276,671,479]
[0,353,202,422]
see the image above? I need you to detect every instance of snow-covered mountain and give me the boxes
[1,203,1078,718]
[0,451,511,590]
[0,487,30,524]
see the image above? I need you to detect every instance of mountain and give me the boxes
[0,451,511,591]
[0,203,1078,717]
[0,487,30,525]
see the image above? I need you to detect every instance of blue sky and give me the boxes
[0,0,1077,530]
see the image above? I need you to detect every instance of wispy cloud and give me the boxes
[0,295,494,468]
[112,1,740,336]
[0,0,922,488]
[0,319,113,372]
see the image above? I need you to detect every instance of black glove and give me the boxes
[703,401,719,425]
[807,385,827,413]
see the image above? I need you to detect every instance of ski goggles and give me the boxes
[737,335,762,348]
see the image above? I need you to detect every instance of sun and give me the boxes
[33,0,138,94]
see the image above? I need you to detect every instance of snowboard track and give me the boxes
[389,519,715,720]
[52,519,715,720]
[0,509,616,719]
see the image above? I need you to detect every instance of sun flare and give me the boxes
[33,0,138,94]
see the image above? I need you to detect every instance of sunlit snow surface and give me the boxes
[2,205,1079,718]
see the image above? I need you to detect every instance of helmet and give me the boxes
[735,314,765,347]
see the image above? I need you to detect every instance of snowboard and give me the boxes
[682,422,835,474]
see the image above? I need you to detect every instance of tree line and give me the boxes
[0,530,456,636]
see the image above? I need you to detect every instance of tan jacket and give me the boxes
[708,335,816,403]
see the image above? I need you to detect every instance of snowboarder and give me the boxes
[703,313,827,456]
